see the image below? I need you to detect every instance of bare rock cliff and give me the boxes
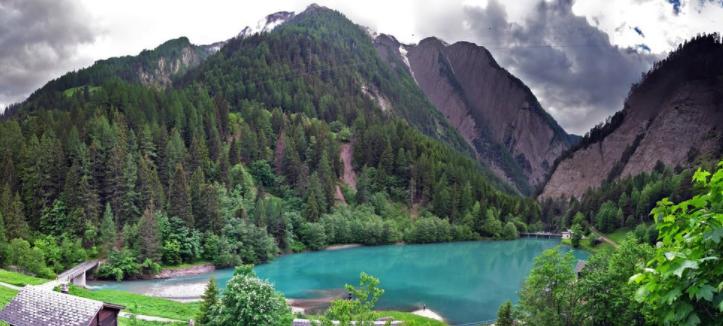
[540,35,723,199]
[375,35,577,193]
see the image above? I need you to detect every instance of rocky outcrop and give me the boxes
[137,40,206,89]
[540,35,723,199]
[375,35,577,193]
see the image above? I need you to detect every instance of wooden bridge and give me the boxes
[56,259,100,288]
[520,232,562,238]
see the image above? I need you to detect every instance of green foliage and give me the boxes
[206,265,291,326]
[517,249,580,326]
[98,249,142,281]
[197,277,218,325]
[578,237,654,325]
[631,162,723,325]
[501,221,519,240]
[5,238,54,278]
[496,301,513,326]
[298,222,327,250]
[571,224,582,248]
[326,272,384,323]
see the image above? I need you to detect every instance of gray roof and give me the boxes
[575,260,588,274]
[0,286,117,326]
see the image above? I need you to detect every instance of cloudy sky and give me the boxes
[1,0,722,134]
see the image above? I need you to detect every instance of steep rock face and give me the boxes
[375,36,576,193]
[137,41,207,89]
[540,35,723,199]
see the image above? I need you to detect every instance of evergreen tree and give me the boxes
[305,173,325,222]
[119,153,140,225]
[137,206,161,262]
[197,277,219,325]
[98,204,117,255]
[138,156,164,210]
[168,164,193,226]
[5,192,29,240]
[496,301,514,326]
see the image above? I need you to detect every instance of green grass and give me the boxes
[373,311,446,326]
[605,228,633,244]
[0,269,48,286]
[62,85,101,97]
[303,311,445,326]
[68,286,199,321]
[118,318,186,326]
[0,286,18,309]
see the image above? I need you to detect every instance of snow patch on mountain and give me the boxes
[398,45,417,84]
[239,11,295,38]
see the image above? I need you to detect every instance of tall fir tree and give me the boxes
[168,163,193,226]
[137,206,161,262]
[98,204,117,255]
[5,192,29,240]
[197,277,219,325]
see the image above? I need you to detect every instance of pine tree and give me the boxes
[197,277,219,325]
[98,204,117,255]
[138,156,165,210]
[190,168,206,226]
[0,211,7,245]
[119,153,140,225]
[496,301,514,326]
[317,150,335,209]
[63,146,100,225]
[137,206,161,262]
[305,173,324,222]
[168,164,193,226]
[5,192,29,240]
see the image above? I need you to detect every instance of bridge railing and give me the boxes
[57,259,100,282]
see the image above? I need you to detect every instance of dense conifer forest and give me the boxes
[0,7,539,280]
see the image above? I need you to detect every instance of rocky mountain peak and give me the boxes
[540,34,723,199]
[375,34,577,194]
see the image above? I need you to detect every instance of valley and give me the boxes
[0,2,721,326]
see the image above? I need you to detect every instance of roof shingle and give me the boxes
[0,286,104,326]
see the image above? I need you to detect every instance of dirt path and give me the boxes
[340,143,357,190]
[589,226,619,249]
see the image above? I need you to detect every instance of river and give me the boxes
[88,239,588,324]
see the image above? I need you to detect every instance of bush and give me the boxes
[6,238,54,278]
[97,249,141,281]
[501,222,519,240]
[298,222,327,250]
[206,265,291,326]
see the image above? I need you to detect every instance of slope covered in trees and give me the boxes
[0,6,538,279]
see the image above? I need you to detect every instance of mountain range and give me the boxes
[7,4,722,200]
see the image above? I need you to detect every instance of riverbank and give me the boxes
[412,308,445,321]
[324,243,363,251]
[153,262,215,279]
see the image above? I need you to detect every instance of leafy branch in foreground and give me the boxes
[631,161,723,325]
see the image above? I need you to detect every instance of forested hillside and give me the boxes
[0,5,539,280]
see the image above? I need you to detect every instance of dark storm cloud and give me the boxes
[0,0,96,110]
[460,0,658,134]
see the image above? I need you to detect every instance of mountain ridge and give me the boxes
[540,34,723,199]
[374,34,579,194]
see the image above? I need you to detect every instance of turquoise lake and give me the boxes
[89,239,588,324]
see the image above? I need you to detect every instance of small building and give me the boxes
[0,286,123,326]
[561,229,573,239]
[575,260,588,278]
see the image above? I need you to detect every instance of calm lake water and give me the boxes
[89,239,587,324]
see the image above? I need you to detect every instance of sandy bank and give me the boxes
[153,263,215,279]
[412,308,445,321]
[324,244,362,251]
